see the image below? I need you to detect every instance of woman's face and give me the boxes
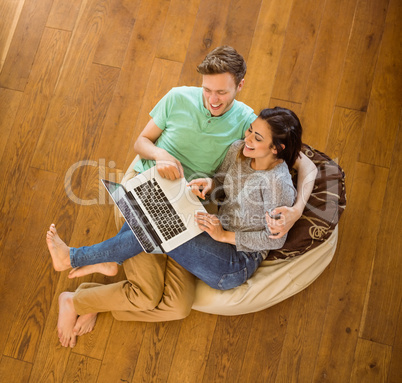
[243,117,277,160]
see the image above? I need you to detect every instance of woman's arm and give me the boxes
[195,212,236,245]
[266,152,317,238]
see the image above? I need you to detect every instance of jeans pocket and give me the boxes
[217,268,247,290]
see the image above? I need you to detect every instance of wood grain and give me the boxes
[124,58,183,167]
[274,264,337,383]
[269,98,302,115]
[167,311,217,383]
[31,63,120,173]
[299,0,359,149]
[46,0,83,31]
[178,0,232,87]
[387,300,402,383]
[359,121,402,345]
[221,0,262,61]
[0,356,32,383]
[350,338,392,383]
[0,168,58,359]
[0,0,54,90]
[131,321,183,382]
[62,353,102,383]
[271,0,326,103]
[201,314,253,382]
[0,27,70,252]
[96,320,146,383]
[88,0,171,169]
[27,273,89,383]
[237,0,294,112]
[313,162,389,382]
[0,88,22,160]
[325,107,366,184]
[358,0,402,167]
[238,301,293,382]
[336,0,390,111]
[156,0,201,63]
[93,0,139,68]
[0,0,26,72]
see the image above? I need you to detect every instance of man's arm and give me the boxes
[134,118,184,180]
[266,152,317,238]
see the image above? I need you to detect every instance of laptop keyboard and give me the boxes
[134,178,186,241]
[117,196,155,252]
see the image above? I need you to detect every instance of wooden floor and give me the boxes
[0,0,401,382]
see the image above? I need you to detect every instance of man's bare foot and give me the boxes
[46,224,71,271]
[73,313,98,336]
[57,292,79,348]
[68,262,119,279]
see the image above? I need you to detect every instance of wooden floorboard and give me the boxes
[0,0,401,382]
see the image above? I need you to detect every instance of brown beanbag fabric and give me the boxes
[267,144,346,260]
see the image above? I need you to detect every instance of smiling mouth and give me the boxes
[210,103,222,110]
[245,144,254,150]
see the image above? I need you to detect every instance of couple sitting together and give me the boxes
[46,46,317,348]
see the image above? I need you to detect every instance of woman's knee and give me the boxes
[217,268,248,290]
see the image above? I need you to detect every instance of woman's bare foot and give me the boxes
[57,292,79,348]
[73,313,98,336]
[68,262,119,279]
[46,224,71,271]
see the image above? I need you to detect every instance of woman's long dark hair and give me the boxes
[260,107,302,169]
[239,107,303,169]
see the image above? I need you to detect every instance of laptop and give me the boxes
[102,166,207,254]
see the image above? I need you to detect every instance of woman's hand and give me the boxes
[195,212,225,240]
[188,178,214,199]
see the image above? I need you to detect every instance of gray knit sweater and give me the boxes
[213,140,296,258]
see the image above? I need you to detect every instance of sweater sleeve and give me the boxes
[235,171,296,252]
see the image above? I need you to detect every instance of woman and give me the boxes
[49,107,302,290]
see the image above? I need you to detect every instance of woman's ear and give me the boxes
[271,144,285,155]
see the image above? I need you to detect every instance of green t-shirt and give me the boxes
[134,86,257,180]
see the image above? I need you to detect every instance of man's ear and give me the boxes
[237,78,245,92]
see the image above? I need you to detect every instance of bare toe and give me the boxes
[46,224,71,271]
[73,313,98,336]
[57,292,78,348]
[68,263,118,279]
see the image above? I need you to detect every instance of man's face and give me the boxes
[201,73,244,117]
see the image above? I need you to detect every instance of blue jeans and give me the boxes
[70,223,263,290]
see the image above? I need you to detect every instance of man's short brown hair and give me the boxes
[197,46,247,87]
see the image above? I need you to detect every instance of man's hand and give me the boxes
[155,151,184,180]
[134,118,184,180]
[188,178,214,199]
[266,206,302,239]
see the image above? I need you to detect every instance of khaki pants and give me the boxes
[73,252,196,322]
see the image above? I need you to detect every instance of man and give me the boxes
[47,46,316,348]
